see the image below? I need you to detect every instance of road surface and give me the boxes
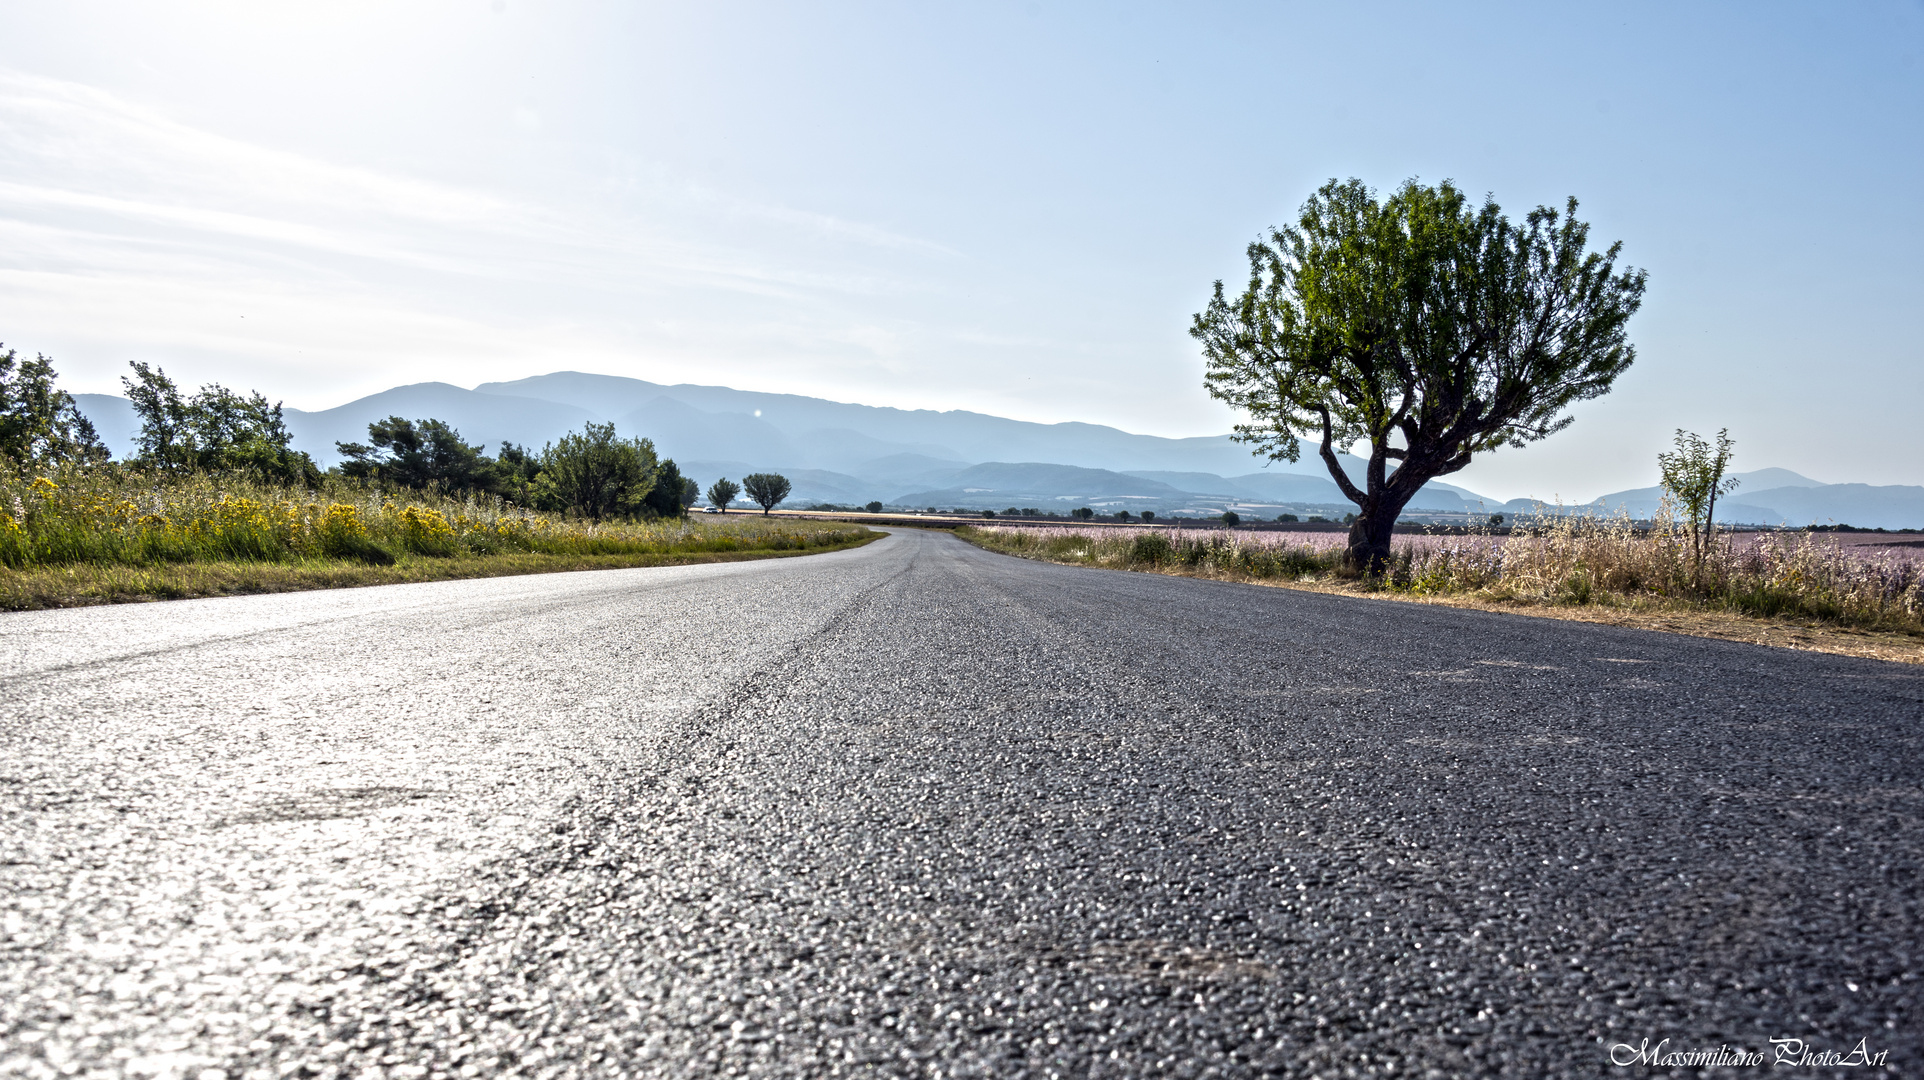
[2,528,1919,1077]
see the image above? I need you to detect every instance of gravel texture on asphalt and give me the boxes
[2,527,1919,1079]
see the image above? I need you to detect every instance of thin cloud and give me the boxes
[0,68,959,307]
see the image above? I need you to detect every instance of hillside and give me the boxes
[67,373,1924,526]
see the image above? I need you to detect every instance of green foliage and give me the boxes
[866,500,884,513]
[981,509,996,518]
[640,459,694,518]
[1220,511,1240,526]
[533,422,658,520]
[1071,507,1094,520]
[494,442,542,505]
[707,477,741,512]
[121,362,320,486]
[1656,428,1738,583]
[336,416,502,495]
[1279,513,1299,522]
[0,347,108,467]
[1195,178,1646,572]
[1130,533,1173,564]
[742,472,791,515]
[1141,511,1156,521]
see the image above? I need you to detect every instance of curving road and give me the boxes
[2,527,1919,1078]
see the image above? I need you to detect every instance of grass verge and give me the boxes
[0,531,880,610]
[957,525,1924,665]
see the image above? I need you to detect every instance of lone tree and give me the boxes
[741,472,791,515]
[1194,178,1647,573]
[1656,428,1737,585]
[706,477,740,512]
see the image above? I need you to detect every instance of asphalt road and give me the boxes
[2,527,1919,1078]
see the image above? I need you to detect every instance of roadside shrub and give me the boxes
[1131,533,1172,565]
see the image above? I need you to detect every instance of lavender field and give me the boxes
[965,517,1923,633]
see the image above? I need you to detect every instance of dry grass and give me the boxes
[1238,575,1924,665]
[959,519,1924,666]
[0,532,880,610]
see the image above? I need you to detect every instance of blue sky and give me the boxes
[0,1,1918,500]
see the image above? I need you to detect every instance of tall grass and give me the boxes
[965,510,1924,635]
[0,463,866,571]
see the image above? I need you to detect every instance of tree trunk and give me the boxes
[1343,498,1404,575]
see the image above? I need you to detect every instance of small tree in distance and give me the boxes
[742,473,791,515]
[1657,428,1738,586]
[866,500,883,513]
[706,477,740,512]
[1072,507,1094,520]
[1221,511,1240,526]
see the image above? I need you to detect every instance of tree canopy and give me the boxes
[640,459,700,518]
[706,477,740,512]
[122,362,319,485]
[0,346,107,466]
[336,416,500,495]
[741,473,791,515]
[534,422,658,520]
[1194,178,1647,571]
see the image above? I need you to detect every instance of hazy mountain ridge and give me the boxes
[1583,471,1924,529]
[67,374,1924,526]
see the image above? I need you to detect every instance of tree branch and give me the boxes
[1316,406,1366,505]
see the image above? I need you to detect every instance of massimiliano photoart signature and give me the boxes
[1610,1036,1891,1069]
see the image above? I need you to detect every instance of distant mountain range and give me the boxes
[70,371,1924,527]
[1579,469,1924,532]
